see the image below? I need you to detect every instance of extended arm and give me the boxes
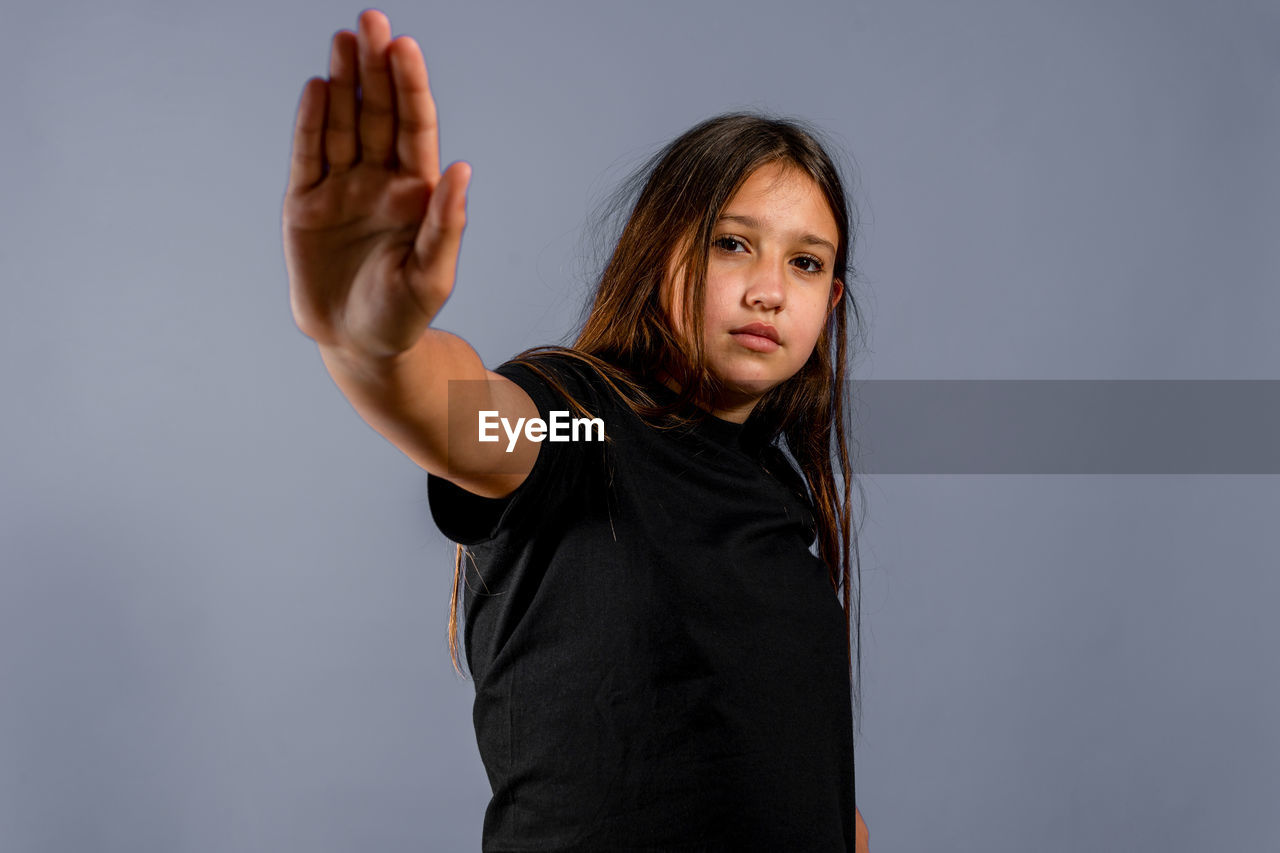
[285,10,540,498]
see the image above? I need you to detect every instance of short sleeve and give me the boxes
[426,353,606,545]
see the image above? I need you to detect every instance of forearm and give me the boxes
[317,328,490,475]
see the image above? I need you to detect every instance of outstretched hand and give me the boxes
[282,8,471,360]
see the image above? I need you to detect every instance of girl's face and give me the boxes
[660,161,844,422]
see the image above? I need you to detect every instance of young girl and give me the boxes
[284,10,869,851]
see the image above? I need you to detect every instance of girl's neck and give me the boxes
[654,370,756,425]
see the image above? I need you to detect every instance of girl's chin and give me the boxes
[712,361,789,385]
[708,355,802,395]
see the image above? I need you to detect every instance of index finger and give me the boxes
[388,36,441,185]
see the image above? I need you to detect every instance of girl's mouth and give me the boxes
[730,331,780,353]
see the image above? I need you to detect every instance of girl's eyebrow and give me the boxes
[716,213,836,255]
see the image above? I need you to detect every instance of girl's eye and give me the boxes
[712,236,825,275]
[794,255,825,274]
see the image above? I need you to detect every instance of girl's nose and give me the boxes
[745,261,786,310]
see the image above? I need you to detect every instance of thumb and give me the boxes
[412,161,471,281]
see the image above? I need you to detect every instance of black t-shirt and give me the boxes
[427,352,854,852]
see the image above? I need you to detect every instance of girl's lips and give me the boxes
[730,331,780,353]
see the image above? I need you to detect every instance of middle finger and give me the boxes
[356,9,396,168]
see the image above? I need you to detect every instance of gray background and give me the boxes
[2,0,1277,850]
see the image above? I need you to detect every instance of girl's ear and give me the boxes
[828,278,845,314]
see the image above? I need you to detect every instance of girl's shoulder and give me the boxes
[497,347,648,420]
[760,443,815,506]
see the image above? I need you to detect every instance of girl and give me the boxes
[284,10,869,852]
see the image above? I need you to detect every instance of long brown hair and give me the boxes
[446,111,868,735]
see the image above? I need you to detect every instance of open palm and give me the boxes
[282,9,470,360]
